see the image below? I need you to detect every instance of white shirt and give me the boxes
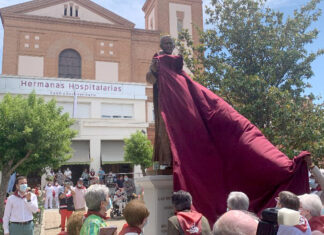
[64,170,72,179]
[73,186,86,210]
[53,185,61,198]
[3,193,38,234]
[45,185,54,197]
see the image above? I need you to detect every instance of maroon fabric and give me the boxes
[176,211,202,234]
[309,216,324,233]
[156,54,310,225]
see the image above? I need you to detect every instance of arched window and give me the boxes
[58,49,81,79]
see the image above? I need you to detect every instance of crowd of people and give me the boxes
[2,155,324,235]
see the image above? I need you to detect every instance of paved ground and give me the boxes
[43,209,125,235]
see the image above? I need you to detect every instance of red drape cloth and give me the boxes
[156,54,310,225]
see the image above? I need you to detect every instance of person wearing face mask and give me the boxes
[123,175,135,202]
[59,181,75,232]
[3,176,38,235]
[305,155,324,204]
[80,184,111,235]
[299,194,324,233]
[53,182,61,208]
[56,169,65,185]
[64,167,72,181]
[73,178,86,211]
[44,181,54,209]
[98,167,105,184]
[119,199,150,235]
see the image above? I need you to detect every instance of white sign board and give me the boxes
[0,76,147,100]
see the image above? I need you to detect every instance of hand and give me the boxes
[4,233,9,235]
[305,154,313,168]
[26,192,31,201]
[150,58,159,73]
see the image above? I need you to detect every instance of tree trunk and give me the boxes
[141,166,147,176]
[0,172,10,218]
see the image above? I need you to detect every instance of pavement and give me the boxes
[43,209,125,235]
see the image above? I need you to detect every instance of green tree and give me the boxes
[0,93,76,217]
[177,0,324,163]
[124,131,153,176]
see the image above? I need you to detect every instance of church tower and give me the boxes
[142,0,203,44]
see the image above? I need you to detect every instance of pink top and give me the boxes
[73,187,86,210]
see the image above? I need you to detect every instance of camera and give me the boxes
[256,208,300,235]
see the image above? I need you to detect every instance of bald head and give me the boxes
[213,210,258,235]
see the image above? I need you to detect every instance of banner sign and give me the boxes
[0,76,147,99]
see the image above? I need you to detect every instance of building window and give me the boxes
[101,104,134,119]
[70,6,73,16]
[150,19,154,30]
[58,49,81,79]
[75,6,79,17]
[64,5,68,16]
[176,11,185,33]
[177,19,184,33]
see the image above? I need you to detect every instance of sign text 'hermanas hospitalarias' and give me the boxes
[0,76,146,99]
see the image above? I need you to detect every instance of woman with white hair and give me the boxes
[299,194,324,233]
[80,184,111,235]
[227,191,250,211]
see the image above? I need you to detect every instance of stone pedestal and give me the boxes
[136,175,173,235]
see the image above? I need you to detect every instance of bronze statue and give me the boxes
[146,36,175,168]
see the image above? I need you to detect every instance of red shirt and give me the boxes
[309,216,324,233]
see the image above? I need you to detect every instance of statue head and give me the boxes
[160,35,175,55]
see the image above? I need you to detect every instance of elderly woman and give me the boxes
[299,194,324,233]
[168,190,211,235]
[80,184,111,235]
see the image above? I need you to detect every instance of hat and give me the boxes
[78,178,83,182]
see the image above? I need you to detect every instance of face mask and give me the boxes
[19,184,28,192]
[309,178,318,189]
[124,177,128,181]
[77,183,82,188]
[321,208,324,216]
[143,219,148,227]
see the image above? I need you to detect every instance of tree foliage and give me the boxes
[0,93,77,175]
[177,0,324,163]
[124,131,153,175]
[0,93,76,217]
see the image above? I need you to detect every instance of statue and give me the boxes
[146,36,175,169]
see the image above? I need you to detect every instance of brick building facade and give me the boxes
[0,0,202,180]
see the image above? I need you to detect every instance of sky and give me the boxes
[0,0,322,100]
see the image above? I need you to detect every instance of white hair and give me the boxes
[299,194,322,217]
[85,184,109,211]
[227,191,250,211]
